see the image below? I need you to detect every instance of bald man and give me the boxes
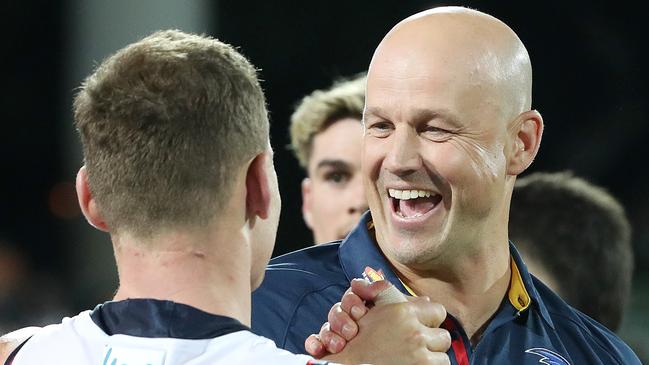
[252,6,640,365]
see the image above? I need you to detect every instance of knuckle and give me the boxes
[397,302,417,318]
[428,328,451,351]
[320,326,333,342]
[437,353,451,365]
[437,329,452,350]
[328,302,342,318]
[319,322,332,338]
[407,329,428,347]
[341,291,362,311]
[432,303,447,323]
[329,317,343,333]
[320,321,330,333]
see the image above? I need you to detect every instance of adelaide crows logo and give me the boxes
[525,348,571,365]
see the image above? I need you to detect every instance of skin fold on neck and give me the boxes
[112,221,254,326]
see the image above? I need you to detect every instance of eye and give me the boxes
[420,125,452,142]
[324,170,351,185]
[366,120,394,138]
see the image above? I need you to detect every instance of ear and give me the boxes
[301,178,314,229]
[246,152,271,220]
[76,166,109,231]
[507,110,544,176]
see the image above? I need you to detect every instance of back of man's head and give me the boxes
[510,171,633,331]
[74,30,269,238]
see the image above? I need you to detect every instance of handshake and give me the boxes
[304,268,452,365]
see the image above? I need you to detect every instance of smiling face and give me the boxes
[363,10,534,268]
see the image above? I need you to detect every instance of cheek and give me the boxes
[433,141,506,218]
[439,139,506,186]
[361,139,384,184]
[309,184,341,217]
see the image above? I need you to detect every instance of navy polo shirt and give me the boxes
[252,212,640,365]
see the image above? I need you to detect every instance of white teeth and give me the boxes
[388,188,434,200]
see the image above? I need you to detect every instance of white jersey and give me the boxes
[7,299,328,365]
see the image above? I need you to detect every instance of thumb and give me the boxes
[350,278,408,305]
[350,278,392,302]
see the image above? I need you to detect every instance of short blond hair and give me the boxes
[289,74,366,168]
[74,30,268,237]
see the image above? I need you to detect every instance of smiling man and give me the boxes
[252,6,640,364]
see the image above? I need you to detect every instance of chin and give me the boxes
[384,232,446,265]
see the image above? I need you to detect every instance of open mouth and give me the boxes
[388,188,442,219]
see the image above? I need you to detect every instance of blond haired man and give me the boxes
[290,75,368,243]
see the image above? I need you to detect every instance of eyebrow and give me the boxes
[315,159,352,171]
[365,106,463,129]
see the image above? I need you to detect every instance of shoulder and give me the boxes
[534,278,641,364]
[256,242,350,298]
[252,243,350,351]
[6,312,99,364]
[0,327,42,363]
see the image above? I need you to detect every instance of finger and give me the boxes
[411,300,447,328]
[304,334,327,358]
[328,304,358,340]
[350,278,392,302]
[426,327,452,352]
[340,290,367,320]
[319,322,347,354]
[326,302,342,325]
[424,351,451,365]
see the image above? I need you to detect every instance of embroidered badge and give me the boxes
[525,347,571,365]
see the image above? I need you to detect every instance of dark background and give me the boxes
[1,0,646,353]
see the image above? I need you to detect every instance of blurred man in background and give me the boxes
[289,75,367,243]
[509,171,634,331]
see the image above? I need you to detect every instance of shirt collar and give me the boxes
[509,241,555,328]
[90,299,250,339]
[338,212,554,329]
[338,212,413,296]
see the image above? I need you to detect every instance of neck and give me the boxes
[112,225,253,326]
[390,236,511,344]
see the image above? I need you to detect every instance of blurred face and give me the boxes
[302,118,367,243]
[363,31,512,268]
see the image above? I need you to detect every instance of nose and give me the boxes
[384,127,422,176]
[347,176,368,215]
